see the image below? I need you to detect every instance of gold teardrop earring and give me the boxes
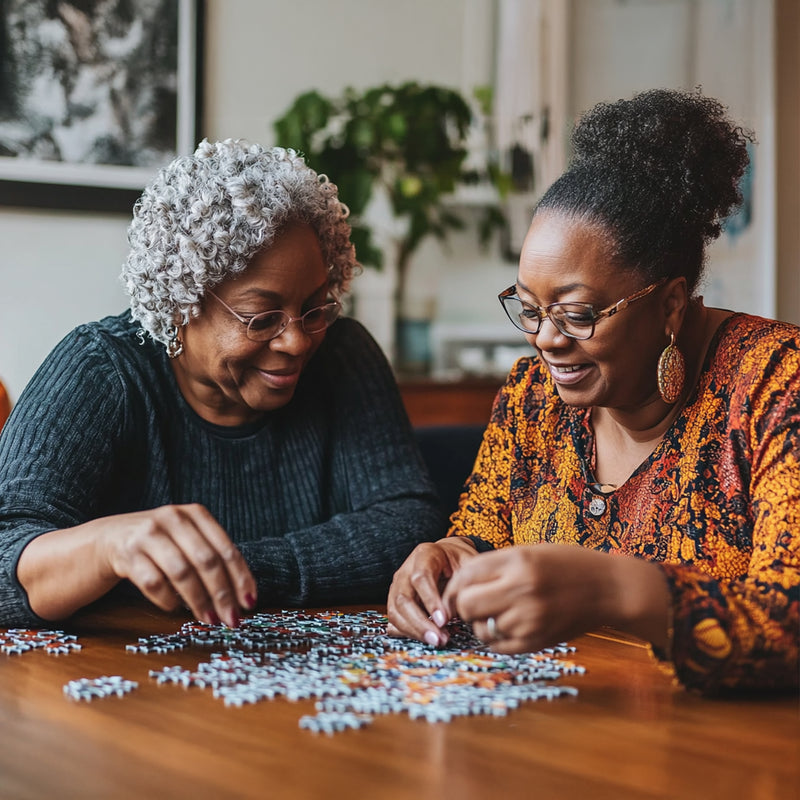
[657,332,685,404]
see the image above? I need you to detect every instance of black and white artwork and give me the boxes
[0,0,201,212]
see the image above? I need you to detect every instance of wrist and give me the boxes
[608,556,671,649]
[441,536,479,561]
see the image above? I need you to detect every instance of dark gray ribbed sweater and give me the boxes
[0,312,444,625]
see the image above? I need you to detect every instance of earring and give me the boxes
[166,326,184,359]
[657,332,685,404]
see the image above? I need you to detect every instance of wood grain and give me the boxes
[0,602,796,800]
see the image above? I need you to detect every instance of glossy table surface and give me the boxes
[1,601,797,800]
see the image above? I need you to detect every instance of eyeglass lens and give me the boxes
[247,303,340,341]
[501,295,595,340]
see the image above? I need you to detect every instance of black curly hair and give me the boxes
[536,88,754,294]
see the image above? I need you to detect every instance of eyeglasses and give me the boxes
[206,289,341,342]
[498,279,665,341]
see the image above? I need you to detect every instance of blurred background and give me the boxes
[0,0,797,423]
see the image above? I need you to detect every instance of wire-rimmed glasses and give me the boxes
[498,279,665,341]
[207,289,341,342]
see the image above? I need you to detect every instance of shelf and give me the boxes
[398,376,501,427]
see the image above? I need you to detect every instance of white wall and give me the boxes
[570,0,776,318]
[0,209,131,403]
[0,0,509,402]
[0,0,781,402]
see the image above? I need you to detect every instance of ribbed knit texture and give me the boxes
[0,313,444,626]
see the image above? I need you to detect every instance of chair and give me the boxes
[0,379,11,432]
[414,424,485,522]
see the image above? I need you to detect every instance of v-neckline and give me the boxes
[572,311,740,493]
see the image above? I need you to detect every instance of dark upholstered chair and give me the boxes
[414,424,486,524]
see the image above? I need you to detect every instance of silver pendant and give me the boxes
[588,496,607,517]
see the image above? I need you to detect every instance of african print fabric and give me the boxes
[449,314,800,693]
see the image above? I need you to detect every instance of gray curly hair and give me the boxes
[122,138,358,348]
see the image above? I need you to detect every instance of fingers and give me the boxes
[389,587,450,647]
[170,505,257,625]
[108,505,256,627]
[387,542,456,647]
[123,550,181,613]
[441,550,506,622]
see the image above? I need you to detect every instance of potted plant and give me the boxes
[273,81,508,372]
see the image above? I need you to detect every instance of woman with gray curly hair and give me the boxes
[0,139,443,628]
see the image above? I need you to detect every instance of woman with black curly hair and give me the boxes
[0,140,443,628]
[388,89,800,694]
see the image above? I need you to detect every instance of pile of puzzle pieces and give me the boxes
[133,610,585,733]
[2,611,586,734]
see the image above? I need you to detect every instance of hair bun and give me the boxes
[571,88,752,240]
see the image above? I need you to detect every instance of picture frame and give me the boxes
[0,0,204,214]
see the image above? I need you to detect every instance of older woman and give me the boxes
[387,89,800,694]
[0,139,443,628]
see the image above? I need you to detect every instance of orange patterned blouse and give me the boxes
[448,313,800,693]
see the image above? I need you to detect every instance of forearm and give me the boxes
[607,555,671,651]
[17,522,119,621]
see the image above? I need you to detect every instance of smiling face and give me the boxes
[171,223,330,425]
[516,211,674,414]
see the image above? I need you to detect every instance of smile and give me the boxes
[545,361,592,385]
[256,368,302,390]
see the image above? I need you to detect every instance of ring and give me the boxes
[486,616,499,640]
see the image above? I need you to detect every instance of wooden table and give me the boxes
[1,602,797,800]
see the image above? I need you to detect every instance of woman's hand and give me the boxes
[386,537,479,646]
[99,504,257,627]
[441,543,671,652]
[19,504,257,626]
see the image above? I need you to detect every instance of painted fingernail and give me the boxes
[227,609,240,628]
[208,611,221,626]
[424,630,440,647]
[432,609,447,627]
[244,593,256,610]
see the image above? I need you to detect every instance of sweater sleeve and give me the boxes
[658,335,800,693]
[237,320,446,605]
[0,325,129,626]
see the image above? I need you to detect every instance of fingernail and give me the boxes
[424,630,440,647]
[208,611,221,626]
[432,609,447,627]
[227,609,240,628]
[244,593,256,610]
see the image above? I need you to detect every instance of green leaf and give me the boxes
[349,225,384,269]
[332,166,375,216]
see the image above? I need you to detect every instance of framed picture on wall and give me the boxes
[0,0,203,214]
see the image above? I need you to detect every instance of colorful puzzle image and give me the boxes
[129,610,585,734]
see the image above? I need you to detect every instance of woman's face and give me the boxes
[173,223,330,425]
[516,211,669,413]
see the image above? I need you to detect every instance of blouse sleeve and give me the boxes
[445,360,534,550]
[659,333,800,693]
